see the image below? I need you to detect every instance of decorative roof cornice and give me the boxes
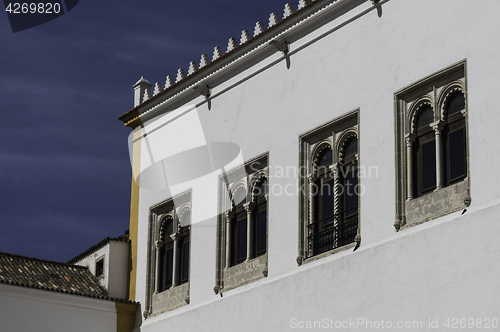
[118,0,370,128]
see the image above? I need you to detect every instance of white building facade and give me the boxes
[0,283,128,332]
[69,236,131,299]
[119,0,500,331]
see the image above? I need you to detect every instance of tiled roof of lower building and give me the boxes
[0,252,135,303]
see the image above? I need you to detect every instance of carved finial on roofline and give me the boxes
[283,3,294,18]
[227,37,237,52]
[165,75,174,89]
[269,13,280,28]
[199,54,209,68]
[213,46,222,61]
[153,82,163,96]
[142,88,151,102]
[240,30,251,44]
[176,68,185,83]
[298,0,309,9]
[254,21,265,37]
[268,12,279,28]
[188,61,198,75]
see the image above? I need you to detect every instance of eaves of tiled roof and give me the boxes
[66,235,129,265]
[0,252,136,304]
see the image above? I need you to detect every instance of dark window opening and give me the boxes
[231,184,249,266]
[443,91,467,185]
[157,215,190,292]
[420,139,437,192]
[309,137,358,257]
[95,259,104,277]
[444,113,467,185]
[255,179,267,197]
[344,137,358,158]
[416,105,433,129]
[232,211,247,265]
[447,91,465,116]
[256,209,267,255]
[321,179,335,224]
[159,247,173,291]
[254,180,268,257]
[339,148,359,248]
[343,166,358,216]
[413,107,436,197]
[181,240,189,284]
[318,148,332,166]
[447,127,466,181]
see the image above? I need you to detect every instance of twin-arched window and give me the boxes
[308,131,359,257]
[394,64,470,230]
[156,206,190,292]
[215,155,269,293]
[408,89,467,199]
[443,91,467,184]
[229,175,268,266]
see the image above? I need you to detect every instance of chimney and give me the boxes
[132,76,152,107]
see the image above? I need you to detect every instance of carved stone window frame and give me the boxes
[297,110,360,266]
[394,60,471,231]
[214,153,268,294]
[144,190,191,318]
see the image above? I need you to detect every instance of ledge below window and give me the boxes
[403,178,470,230]
[151,282,189,315]
[302,242,355,265]
[223,253,267,292]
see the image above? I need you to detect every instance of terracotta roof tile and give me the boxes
[0,252,135,304]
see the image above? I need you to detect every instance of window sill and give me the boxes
[223,253,267,292]
[150,282,189,315]
[303,242,355,265]
[403,178,470,229]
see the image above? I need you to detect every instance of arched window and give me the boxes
[443,91,467,185]
[314,145,335,226]
[215,155,269,293]
[147,191,192,315]
[394,63,470,231]
[228,175,268,266]
[413,104,436,197]
[339,136,358,247]
[178,207,191,285]
[158,216,174,291]
[311,145,335,255]
[298,112,359,263]
[307,134,359,257]
[157,208,191,293]
[231,185,247,266]
[253,177,268,257]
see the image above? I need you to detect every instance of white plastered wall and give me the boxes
[73,240,129,299]
[108,241,130,299]
[0,284,118,332]
[132,0,500,330]
[74,244,110,292]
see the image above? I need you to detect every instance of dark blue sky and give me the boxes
[1,0,290,262]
